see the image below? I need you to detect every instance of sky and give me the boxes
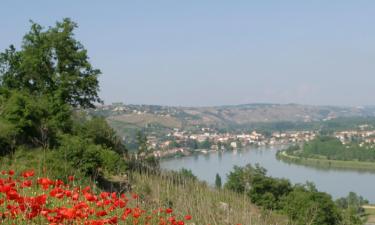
[1,1,375,106]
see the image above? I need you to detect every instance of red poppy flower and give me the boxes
[184,215,192,220]
[22,170,35,178]
[38,178,53,190]
[96,210,107,217]
[21,180,32,188]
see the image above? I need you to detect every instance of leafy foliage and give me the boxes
[0,19,127,179]
[224,164,266,193]
[224,164,364,225]
[0,19,101,108]
[249,175,292,209]
[56,134,125,177]
[77,117,127,155]
[336,192,368,225]
[282,186,342,225]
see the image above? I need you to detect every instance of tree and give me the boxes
[79,117,127,156]
[56,134,125,177]
[224,164,266,193]
[186,138,198,149]
[282,187,342,225]
[169,139,181,148]
[0,19,102,150]
[198,138,212,149]
[1,90,71,148]
[0,19,129,181]
[136,131,148,155]
[249,175,292,210]
[0,18,101,108]
[336,192,368,225]
[215,173,222,189]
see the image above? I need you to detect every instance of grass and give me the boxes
[277,150,375,172]
[128,172,287,225]
[0,147,91,186]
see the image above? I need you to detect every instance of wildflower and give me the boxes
[131,193,139,199]
[0,168,193,224]
[38,178,53,190]
[21,180,32,188]
[185,215,192,220]
[22,170,35,178]
[96,210,107,217]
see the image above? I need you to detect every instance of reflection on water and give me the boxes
[160,146,375,203]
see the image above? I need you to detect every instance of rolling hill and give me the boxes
[90,103,375,135]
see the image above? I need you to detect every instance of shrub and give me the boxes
[282,187,342,225]
[57,135,126,177]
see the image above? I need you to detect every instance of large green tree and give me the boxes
[0,18,101,108]
[0,19,102,149]
[0,19,129,181]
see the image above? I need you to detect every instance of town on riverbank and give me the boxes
[150,125,375,159]
[277,127,375,171]
[150,129,316,158]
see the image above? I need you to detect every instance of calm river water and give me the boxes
[160,147,375,203]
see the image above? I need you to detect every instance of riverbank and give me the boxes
[277,150,375,171]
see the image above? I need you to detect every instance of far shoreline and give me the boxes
[277,150,375,172]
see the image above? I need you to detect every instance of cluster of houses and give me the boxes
[334,129,375,146]
[150,128,317,158]
[149,125,375,157]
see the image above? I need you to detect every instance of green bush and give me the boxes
[76,117,127,155]
[57,134,126,177]
[249,175,292,210]
[224,164,266,193]
[282,187,342,225]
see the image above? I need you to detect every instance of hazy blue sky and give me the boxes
[1,1,375,106]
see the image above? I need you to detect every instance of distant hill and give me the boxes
[89,103,375,136]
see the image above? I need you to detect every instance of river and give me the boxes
[160,146,375,203]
